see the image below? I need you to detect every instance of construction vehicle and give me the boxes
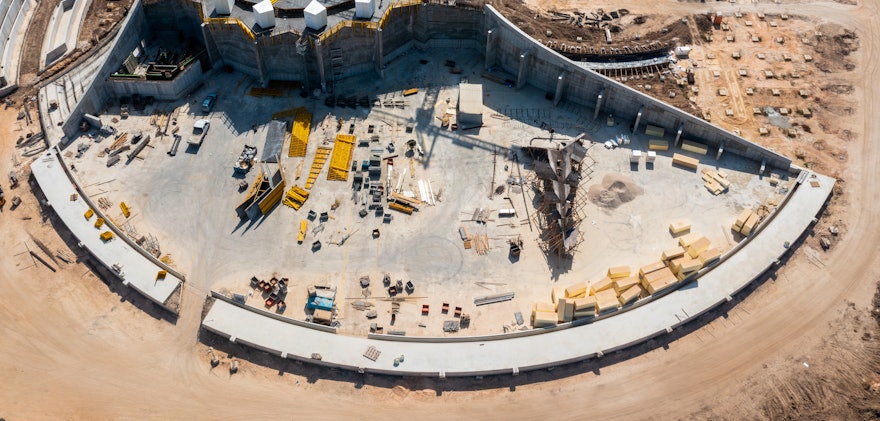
[298,220,308,244]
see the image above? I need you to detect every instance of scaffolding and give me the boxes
[526,139,595,258]
[289,107,312,157]
[305,146,332,189]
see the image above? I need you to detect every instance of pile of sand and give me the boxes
[587,174,644,209]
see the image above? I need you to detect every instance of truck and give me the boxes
[188,119,210,146]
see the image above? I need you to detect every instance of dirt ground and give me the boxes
[2,0,880,419]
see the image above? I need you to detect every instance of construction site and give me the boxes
[2,0,880,418]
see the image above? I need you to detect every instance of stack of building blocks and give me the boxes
[532,310,558,328]
[672,153,699,170]
[677,232,701,248]
[648,139,669,151]
[327,134,355,181]
[681,139,709,155]
[641,267,678,294]
[551,286,565,304]
[305,146,331,189]
[84,208,94,219]
[288,107,312,157]
[669,220,691,235]
[699,247,723,266]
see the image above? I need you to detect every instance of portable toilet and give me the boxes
[213,0,233,15]
[355,0,375,19]
[305,1,328,30]
[253,0,275,29]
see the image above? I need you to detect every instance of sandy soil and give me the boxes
[2,0,880,419]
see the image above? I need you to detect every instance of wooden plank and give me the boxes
[594,289,620,313]
[639,261,667,277]
[645,125,665,137]
[618,285,642,306]
[572,296,597,311]
[734,209,753,229]
[533,311,558,327]
[662,246,686,261]
[741,212,760,235]
[613,275,640,294]
[677,232,702,247]
[699,247,723,265]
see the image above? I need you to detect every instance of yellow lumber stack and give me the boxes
[613,275,640,294]
[677,232,702,248]
[327,134,355,181]
[618,285,641,306]
[534,302,556,313]
[564,282,587,298]
[388,201,414,215]
[589,277,615,295]
[681,139,709,155]
[607,266,631,280]
[662,246,686,261]
[403,88,418,96]
[732,208,760,235]
[672,153,699,170]
[551,287,565,304]
[305,146,331,189]
[669,220,691,235]
[594,289,620,313]
[557,298,575,322]
[648,139,669,151]
[84,208,94,220]
[645,125,665,137]
[686,236,711,258]
[282,185,310,210]
[120,202,130,218]
[94,217,105,229]
[288,107,312,157]
[533,311,558,328]
[639,261,667,277]
[99,231,114,241]
[640,267,678,294]
[700,248,723,265]
[298,220,308,243]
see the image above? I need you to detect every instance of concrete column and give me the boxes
[485,28,496,69]
[375,28,385,79]
[253,41,266,87]
[593,88,605,120]
[632,105,644,134]
[553,72,565,106]
[716,140,725,160]
[200,23,220,68]
[674,122,684,147]
[314,39,327,93]
[516,50,529,90]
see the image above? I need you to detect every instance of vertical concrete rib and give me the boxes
[675,122,684,147]
[553,72,565,106]
[376,28,385,79]
[485,28,496,69]
[253,41,266,87]
[633,105,644,134]
[314,38,327,92]
[516,50,529,90]
[593,88,605,120]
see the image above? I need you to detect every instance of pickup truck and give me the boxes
[188,119,210,146]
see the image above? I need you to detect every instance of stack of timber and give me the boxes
[648,139,669,151]
[472,233,490,255]
[701,169,730,195]
[305,146,331,189]
[645,125,665,137]
[669,220,691,235]
[327,134,355,181]
[289,107,312,157]
[681,139,709,155]
[672,153,699,170]
[732,208,761,235]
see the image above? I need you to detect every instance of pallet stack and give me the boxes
[282,185,310,210]
[701,168,730,195]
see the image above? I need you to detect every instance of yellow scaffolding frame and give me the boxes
[289,107,312,157]
[327,134,355,181]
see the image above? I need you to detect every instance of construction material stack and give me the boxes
[732,208,761,235]
[282,185,310,210]
[701,168,730,195]
[289,107,312,157]
[305,146,331,189]
[327,134,355,181]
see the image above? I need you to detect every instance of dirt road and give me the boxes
[2,0,879,419]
